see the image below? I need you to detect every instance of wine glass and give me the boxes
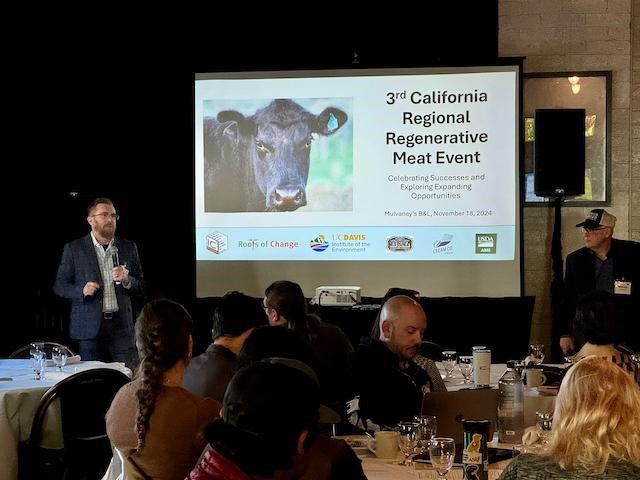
[32,350,46,380]
[458,355,473,383]
[413,415,437,460]
[428,437,455,479]
[535,411,553,444]
[397,421,421,466]
[442,350,457,380]
[30,342,44,374]
[528,344,545,365]
[52,346,67,372]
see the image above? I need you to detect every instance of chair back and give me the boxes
[9,341,75,359]
[27,368,130,479]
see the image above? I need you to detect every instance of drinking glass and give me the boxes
[458,355,473,383]
[52,346,67,372]
[30,342,44,373]
[535,411,553,444]
[428,437,455,479]
[441,350,457,379]
[397,421,421,466]
[413,415,437,460]
[32,350,46,380]
[528,344,545,365]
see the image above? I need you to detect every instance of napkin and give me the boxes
[522,426,541,446]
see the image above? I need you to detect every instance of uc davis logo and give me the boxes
[310,235,329,252]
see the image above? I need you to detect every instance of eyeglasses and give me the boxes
[262,303,270,312]
[91,213,120,220]
[581,227,605,234]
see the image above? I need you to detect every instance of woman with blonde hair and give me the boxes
[106,298,221,479]
[499,356,640,479]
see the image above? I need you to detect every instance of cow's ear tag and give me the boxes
[327,112,338,132]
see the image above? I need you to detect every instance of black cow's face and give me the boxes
[253,118,312,211]
[218,99,347,212]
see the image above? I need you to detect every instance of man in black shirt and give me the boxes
[350,295,436,429]
[560,209,640,355]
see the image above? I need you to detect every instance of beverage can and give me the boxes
[473,348,491,387]
[462,419,489,480]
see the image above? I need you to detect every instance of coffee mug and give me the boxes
[367,431,399,459]
[526,368,546,387]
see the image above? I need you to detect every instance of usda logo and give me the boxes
[475,233,497,254]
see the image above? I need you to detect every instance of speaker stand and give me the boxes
[550,196,564,361]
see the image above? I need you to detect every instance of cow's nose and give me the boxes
[270,186,307,211]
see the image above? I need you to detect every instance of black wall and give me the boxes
[7,4,499,355]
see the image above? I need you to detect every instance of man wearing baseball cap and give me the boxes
[559,209,640,357]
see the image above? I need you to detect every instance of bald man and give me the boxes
[349,295,441,429]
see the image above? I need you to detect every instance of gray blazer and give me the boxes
[54,234,144,340]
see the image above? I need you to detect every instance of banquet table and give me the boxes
[0,358,131,480]
[352,444,513,480]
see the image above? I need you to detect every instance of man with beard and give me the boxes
[54,197,144,368]
[349,295,432,429]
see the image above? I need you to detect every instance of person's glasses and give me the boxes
[581,227,605,234]
[91,213,120,220]
[262,303,270,312]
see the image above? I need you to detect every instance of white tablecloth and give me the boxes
[0,359,131,480]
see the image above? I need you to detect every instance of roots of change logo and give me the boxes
[207,232,228,254]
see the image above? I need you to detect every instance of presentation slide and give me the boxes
[194,65,521,298]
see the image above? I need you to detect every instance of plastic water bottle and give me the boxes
[497,360,524,444]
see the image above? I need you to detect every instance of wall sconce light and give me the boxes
[568,76,581,95]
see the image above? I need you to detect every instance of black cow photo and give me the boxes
[203,98,353,212]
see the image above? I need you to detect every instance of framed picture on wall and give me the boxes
[523,71,611,206]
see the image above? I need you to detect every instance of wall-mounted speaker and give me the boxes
[534,109,586,197]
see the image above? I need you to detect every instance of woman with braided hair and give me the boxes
[107,298,221,479]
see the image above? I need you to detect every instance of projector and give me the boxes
[313,286,361,306]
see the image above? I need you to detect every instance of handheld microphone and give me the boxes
[111,245,120,266]
[111,246,121,284]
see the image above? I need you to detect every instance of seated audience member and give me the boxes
[350,295,438,429]
[369,287,446,391]
[237,326,367,480]
[571,290,639,384]
[187,361,320,480]
[182,291,267,401]
[106,298,221,480]
[264,280,354,413]
[498,356,640,479]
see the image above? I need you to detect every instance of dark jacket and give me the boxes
[562,238,640,350]
[182,344,238,402]
[350,340,429,428]
[53,234,144,340]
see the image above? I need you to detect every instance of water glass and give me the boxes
[535,411,553,444]
[442,350,457,379]
[413,415,437,460]
[397,421,421,466]
[30,343,44,372]
[458,355,473,383]
[52,346,67,371]
[32,350,46,380]
[528,344,545,365]
[428,437,455,479]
